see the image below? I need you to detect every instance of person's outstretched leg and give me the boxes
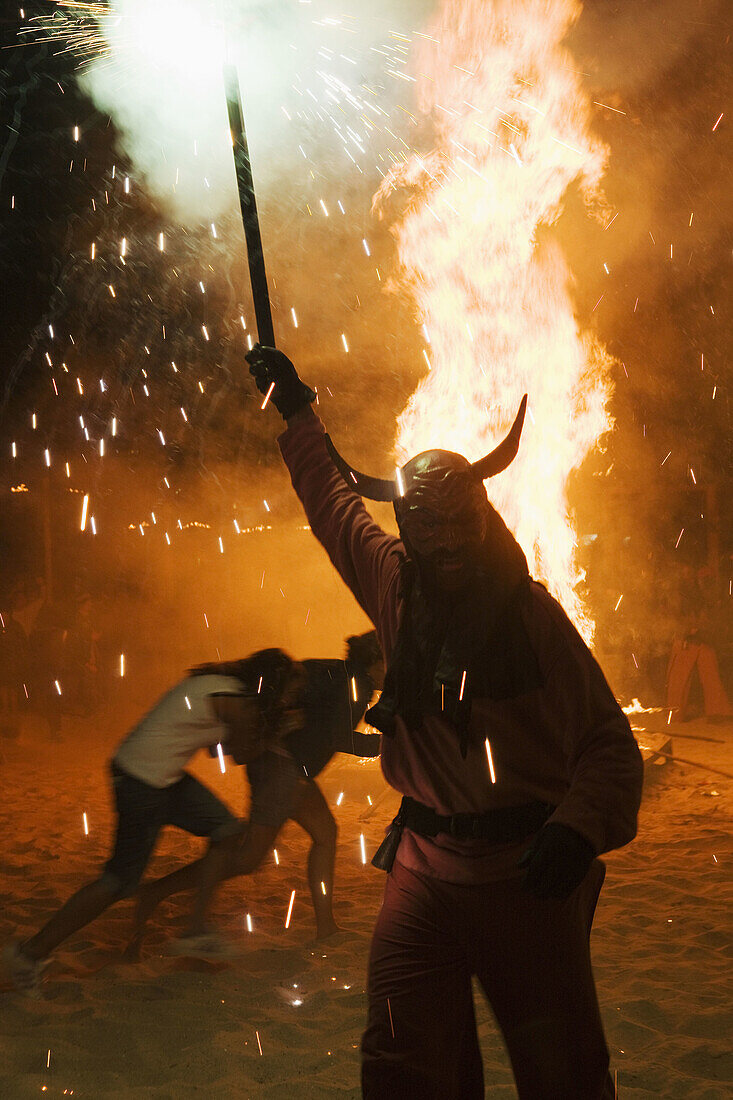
[474,861,614,1099]
[290,780,339,939]
[361,861,483,1100]
[8,764,164,986]
[20,876,121,962]
[131,772,245,952]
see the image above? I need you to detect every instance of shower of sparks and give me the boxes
[1,0,725,759]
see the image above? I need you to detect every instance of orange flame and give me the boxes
[376,0,614,641]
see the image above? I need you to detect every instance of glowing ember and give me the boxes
[379,0,615,641]
[484,739,497,784]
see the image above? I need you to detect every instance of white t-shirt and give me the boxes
[113,674,243,788]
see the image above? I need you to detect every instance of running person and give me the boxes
[3,649,301,994]
[132,633,384,950]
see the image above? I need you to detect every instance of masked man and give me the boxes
[247,345,643,1100]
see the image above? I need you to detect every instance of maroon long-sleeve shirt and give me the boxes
[280,409,643,884]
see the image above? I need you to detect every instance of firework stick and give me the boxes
[224,65,276,348]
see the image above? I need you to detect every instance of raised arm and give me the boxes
[247,345,403,626]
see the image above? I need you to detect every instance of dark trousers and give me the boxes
[362,858,614,1099]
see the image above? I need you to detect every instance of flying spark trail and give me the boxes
[484,739,496,784]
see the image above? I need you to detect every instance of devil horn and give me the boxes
[324,434,398,502]
[471,394,528,480]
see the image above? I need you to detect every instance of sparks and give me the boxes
[82,812,89,835]
[285,889,296,928]
[261,381,276,410]
[360,834,367,864]
[484,739,496,784]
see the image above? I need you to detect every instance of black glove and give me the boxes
[246,344,316,420]
[519,822,595,899]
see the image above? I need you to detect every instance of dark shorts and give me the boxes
[104,763,240,896]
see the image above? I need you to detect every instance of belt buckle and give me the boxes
[449,812,475,839]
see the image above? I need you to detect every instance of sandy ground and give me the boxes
[0,709,731,1098]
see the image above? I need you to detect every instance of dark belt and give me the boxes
[401,796,555,841]
[372,796,555,872]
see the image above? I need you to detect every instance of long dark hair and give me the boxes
[346,631,382,671]
[188,649,296,727]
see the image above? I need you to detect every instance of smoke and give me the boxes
[76,0,305,220]
[77,0,419,223]
[4,0,729,707]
